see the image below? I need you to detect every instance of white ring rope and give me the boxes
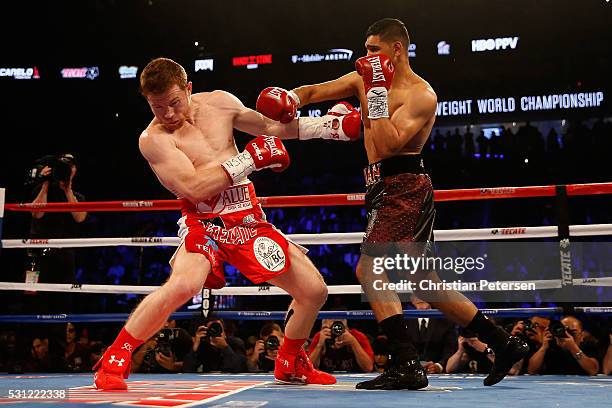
[2,223,612,249]
[2,277,611,296]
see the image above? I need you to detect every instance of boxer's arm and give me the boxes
[292,72,359,106]
[139,130,231,204]
[214,91,299,139]
[369,86,436,158]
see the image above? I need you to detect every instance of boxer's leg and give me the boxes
[268,243,327,340]
[268,243,335,384]
[94,244,210,390]
[126,244,210,340]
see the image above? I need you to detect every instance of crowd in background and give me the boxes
[1,118,611,375]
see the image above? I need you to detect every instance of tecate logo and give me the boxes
[291,48,354,63]
[472,37,519,52]
[61,67,99,80]
[195,59,214,72]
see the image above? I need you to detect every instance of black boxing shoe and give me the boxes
[356,360,428,390]
[484,335,529,386]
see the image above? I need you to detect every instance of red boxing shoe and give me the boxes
[93,348,132,390]
[295,349,336,385]
[274,347,336,385]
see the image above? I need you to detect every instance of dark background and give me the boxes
[0,0,611,202]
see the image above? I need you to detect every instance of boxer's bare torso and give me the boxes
[348,71,437,163]
[139,91,242,198]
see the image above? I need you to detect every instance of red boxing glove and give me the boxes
[298,102,361,141]
[221,135,290,184]
[256,87,301,124]
[355,54,394,119]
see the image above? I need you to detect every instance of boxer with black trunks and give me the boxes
[92,57,365,390]
[257,18,528,390]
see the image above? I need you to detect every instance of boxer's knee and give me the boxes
[164,276,202,305]
[298,277,327,309]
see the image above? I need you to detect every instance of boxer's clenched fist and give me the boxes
[355,54,394,119]
[256,87,301,124]
[222,135,290,184]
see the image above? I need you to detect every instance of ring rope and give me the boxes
[3,277,612,296]
[4,181,612,213]
[0,307,566,323]
[2,223,612,249]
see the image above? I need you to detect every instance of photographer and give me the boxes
[604,333,612,375]
[132,327,192,373]
[308,319,374,373]
[528,316,600,376]
[506,317,550,375]
[445,328,495,374]
[248,323,284,372]
[183,319,247,373]
[27,154,86,314]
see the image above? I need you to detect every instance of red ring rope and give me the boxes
[4,182,612,212]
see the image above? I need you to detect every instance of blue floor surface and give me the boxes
[0,373,610,407]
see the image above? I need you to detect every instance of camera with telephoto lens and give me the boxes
[549,320,574,339]
[142,328,179,370]
[264,335,280,352]
[206,322,223,338]
[25,154,76,187]
[325,321,346,347]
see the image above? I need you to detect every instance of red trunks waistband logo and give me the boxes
[196,185,253,214]
[205,223,257,245]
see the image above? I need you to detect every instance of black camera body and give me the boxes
[549,320,572,339]
[25,154,76,187]
[264,335,280,352]
[156,328,179,356]
[206,322,223,338]
[325,321,346,348]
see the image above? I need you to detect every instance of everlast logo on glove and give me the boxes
[263,136,283,156]
[267,87,284,100]
[367,56,386,83]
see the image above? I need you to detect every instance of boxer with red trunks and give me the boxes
[257,18,528,390]
[93,57,361,390]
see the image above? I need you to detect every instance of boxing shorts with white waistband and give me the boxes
[360,155,435,257]
[171,180,301,289]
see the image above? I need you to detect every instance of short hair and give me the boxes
[366,18,410,50]
[260,323,282,339]
[140,57,188,96]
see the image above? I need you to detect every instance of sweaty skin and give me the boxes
[293,35,437,163]
[128,85,321,345]
[291,35,478,326]
[139,89,297,206]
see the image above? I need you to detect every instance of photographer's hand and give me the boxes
[249,340,265,365]
[60,167,86,223]
[31,167,52,219]
[317,327,331,350]
[556,332,578,352]
[210,335,229,350]
[155,350,176,371]
[540,330,553,351]
[193,326,207,352]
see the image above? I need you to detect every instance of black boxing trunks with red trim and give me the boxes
[360,155,435,257]
[171,180,293,289]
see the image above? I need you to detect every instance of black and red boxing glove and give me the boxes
[256,87,301,124]
[355,54,394,119]
[221,135,290,184]
[298,102,361,141]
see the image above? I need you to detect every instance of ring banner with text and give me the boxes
[358,241,612,303]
